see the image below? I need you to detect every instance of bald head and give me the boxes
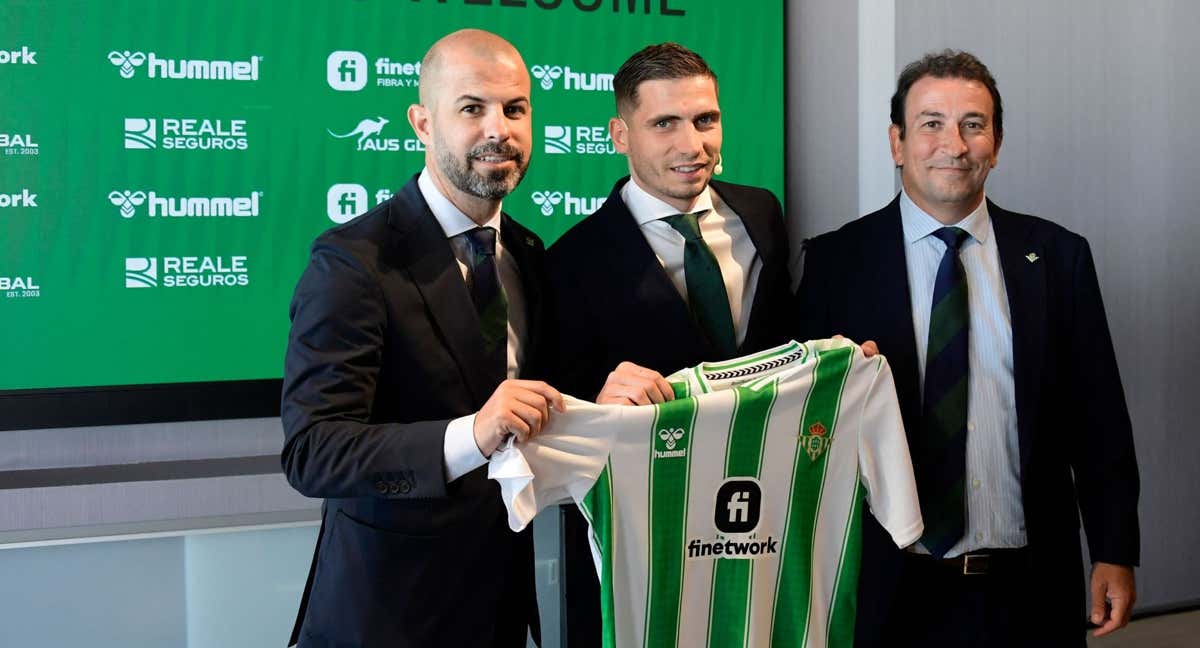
[419,29,527,108]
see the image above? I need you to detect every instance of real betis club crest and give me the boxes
[801,421,829,462]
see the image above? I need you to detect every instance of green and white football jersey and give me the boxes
[489,338,922,647]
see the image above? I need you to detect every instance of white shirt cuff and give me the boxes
[444,414,487,482]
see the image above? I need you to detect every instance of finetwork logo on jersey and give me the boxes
[327,116,425,152]
[107,50,262,81]
[0,189,38,208]
[531,65,613,92]
[544,125,617,155]
[327,184,393,223]
[125,256,249,288]
[687,478,780,560]
[0,46,37,65]
[124,118,249,150]
[327,51,421,91]
[108,189,262,218]
[1,132,39,156]
[531,190,605,217]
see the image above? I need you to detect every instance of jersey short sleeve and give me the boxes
[857,356,924,547]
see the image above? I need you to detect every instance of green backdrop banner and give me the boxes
[1,0,783,392]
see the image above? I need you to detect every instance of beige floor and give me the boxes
[1087,609,1200,648]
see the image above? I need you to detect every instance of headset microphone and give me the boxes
[714,153,724,176]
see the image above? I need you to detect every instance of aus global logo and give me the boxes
[327,116,424,153]
[530,191,604,217]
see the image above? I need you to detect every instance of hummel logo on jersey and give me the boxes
[801,421,830,462]
[0,46,38,65]
[108,51,262,80]
[531,65,612,91]
[530,191,605,217]
[654,426,688,459]
[715,479,762,534]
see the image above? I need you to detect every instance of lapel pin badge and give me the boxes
[1025,252,1040,263]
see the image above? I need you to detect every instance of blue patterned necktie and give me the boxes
[663,211,738,358]
[461,227,508,381]
[917,226,971,558]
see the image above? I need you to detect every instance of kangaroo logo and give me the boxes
[107,50,146,78]
[108,190,147,218]
[531,65,563,90]
[328,117,390,151]
[531,191,564,217]
[658,427,686,450]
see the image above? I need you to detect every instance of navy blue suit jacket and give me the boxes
[797,196,1139,644]
[281,175,542,648]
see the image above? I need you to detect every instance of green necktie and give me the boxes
[664,211,738,357]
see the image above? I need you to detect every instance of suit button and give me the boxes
[375,481,388,494]
[397,480,412,494]
[388,481,401,495]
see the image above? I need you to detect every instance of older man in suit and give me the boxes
[797,50,1139,646]
[281,29,561,648]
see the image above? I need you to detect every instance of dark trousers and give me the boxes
[882,549,1086,648]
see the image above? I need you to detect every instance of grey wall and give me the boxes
[787,0,1200,611]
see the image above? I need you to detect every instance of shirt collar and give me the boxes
[418,167,501,237]
[899,189,991,246]
[622,176,715,226]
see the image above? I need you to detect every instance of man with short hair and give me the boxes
[281,29,560,647]
[797,50,1139,646]
[540,42,797,645]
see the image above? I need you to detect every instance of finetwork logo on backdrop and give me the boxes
[0,189,38,208]
[531,65,613,92]
[125,256,249,288]
[107,50,262,81]
[327,116,425,152]
[327,51,421,91]
[0,46,37,65]
[530,190,605,217]
[1,132,39,156]
[107,189,263,218]
[124,118,249,150]
[326,184,393,223]
[544,125,617,155]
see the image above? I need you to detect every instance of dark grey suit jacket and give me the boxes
[797,196,1139,645]
[281,174,543,648]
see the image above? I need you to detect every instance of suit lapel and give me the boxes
[990,202,1045,475]
[712,181,779,352]
[866,198,924,429]
[500,213,542,376]
[598,179,711,355]
[388,178,494,406]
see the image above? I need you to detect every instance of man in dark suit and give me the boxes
[797,50,1139,646]
[540,43,798,646]
[281,30,562,647]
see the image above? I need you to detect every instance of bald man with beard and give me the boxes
[281,29,560,647]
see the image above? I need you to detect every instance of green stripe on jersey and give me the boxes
[579,463,616,648]
[827,481,866,646]
[708,381,780,647]
[644,388,698,648]
[771,346,854,648]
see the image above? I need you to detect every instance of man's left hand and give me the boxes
[1090,562,1136,637]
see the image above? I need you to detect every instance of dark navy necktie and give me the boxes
[917,226,971,558]
[461,227,508,383]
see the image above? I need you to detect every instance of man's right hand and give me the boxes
[596,361,675,406]
[474,380,565,457]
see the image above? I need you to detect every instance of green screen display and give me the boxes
[1,0,783,392]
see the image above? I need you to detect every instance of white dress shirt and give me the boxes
[416,169,527,482]
[621,178,761,345]
[900,190,1027,556]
